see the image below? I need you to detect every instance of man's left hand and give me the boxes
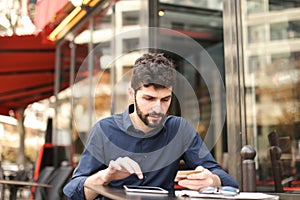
[177,166,221,190]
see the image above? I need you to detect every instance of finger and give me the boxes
[124,157,143,179]
[178,179,206,190]
[109,160,122,171]
[118,157,143,179]
[116,157,135,173]
[121,157,141,173]
[125,158,143,179]
[176,170,201,181]
[195,166,205,172]
[187,168,211,180]
[109,158,132,174]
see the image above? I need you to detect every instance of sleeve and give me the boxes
[182,123,238,188]
[63,123,107,200]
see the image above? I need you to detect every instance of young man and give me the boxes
[63,53,238,200]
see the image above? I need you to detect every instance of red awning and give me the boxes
[0,34,57,116]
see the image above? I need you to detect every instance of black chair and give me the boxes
[30,165,73,200]
[268,131,300,192]
[47,166,73,200]
[31,166,55,200]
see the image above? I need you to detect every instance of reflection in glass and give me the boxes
[159,0,223,10]
[246,0,265,14]
[271,21,300,40]
[248,25,265,44]
[243,0,300,191]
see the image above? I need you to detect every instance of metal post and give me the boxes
[69,40,76,166]
[241,145,257,192]
[54,42,62,167]
[54,42,62,144]
[110,4,116,114]
[148,0,159,49]
[223,0,245,187]
[88,18,94,131]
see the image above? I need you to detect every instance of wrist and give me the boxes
[95,169,111,185]
[83,170,109,200]
[84,169,110,188]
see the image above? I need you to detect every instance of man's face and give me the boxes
[134,85,172,128]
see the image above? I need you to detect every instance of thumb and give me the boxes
[195,166,205,172]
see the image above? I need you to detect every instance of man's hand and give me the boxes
[103,156,144,183]
[84,157,143,200]
[177,166,221,190]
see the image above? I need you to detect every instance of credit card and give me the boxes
[174,170,202,182]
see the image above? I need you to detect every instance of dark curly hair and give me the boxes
[131,53,176,91]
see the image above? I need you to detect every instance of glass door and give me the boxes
[157,0,228,169]
[229,0,300,192]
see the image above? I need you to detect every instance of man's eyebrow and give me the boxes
[142,94,172,99]
[162,95,172,99]
[142,94,155,98]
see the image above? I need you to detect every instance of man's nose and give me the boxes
[152,104,163,113]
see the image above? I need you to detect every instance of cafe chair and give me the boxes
[30,165,73,200]
[31,166,55,200]
[268,130,300,192]
[47,165,73,200]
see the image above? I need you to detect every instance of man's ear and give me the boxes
[128,88,134,104]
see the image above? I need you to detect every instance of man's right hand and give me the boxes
[104,156,144,182]
[83,156,143,200]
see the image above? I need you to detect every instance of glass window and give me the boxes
[248,25,266,44]
[246,0,266,15]
[269,1,299,11]
[248,55,266,74]
[271,20,300,40]
[158,1,226,164]
[122,38,139,53]
[159,9,223,45]
[242,0,300,192]
[159,0,223,10]
[69,0,147,156]
[289,20,300,39]
[122,10,139,26]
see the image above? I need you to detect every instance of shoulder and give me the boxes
[165,115,191,128]
[98,115,115,125]
[165,115,184,123]
[96,113,123,127]
[87,114,124,143]
[89,114,122,135]
[165,115,197,138]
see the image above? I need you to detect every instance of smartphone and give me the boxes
[123,185,169,195]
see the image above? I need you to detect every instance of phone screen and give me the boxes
[123,185,169,194]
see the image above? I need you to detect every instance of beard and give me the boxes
[135,98,165,128]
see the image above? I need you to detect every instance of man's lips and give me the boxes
[149,116,161,119]
[148,114,163,120]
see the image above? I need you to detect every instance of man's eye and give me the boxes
[162,98,170,102]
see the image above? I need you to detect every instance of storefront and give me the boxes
[47,0,300,194]
[224,0,300,193]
